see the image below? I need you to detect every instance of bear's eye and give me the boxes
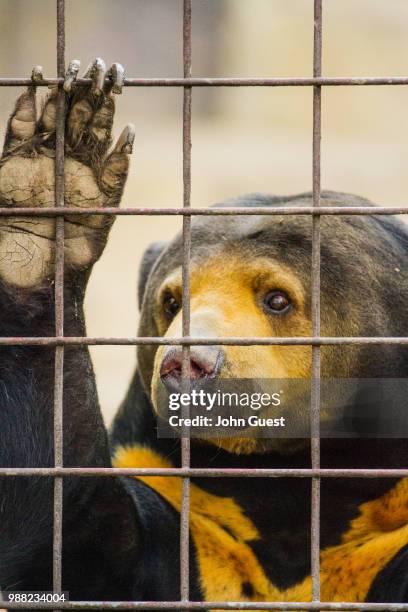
[162,291,181,320]
[263,290,291,314]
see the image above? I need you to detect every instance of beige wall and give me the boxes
[0,0,407,423]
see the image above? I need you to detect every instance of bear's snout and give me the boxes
[160,346,224,393]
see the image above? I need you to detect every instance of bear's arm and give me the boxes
[0,64,147,599]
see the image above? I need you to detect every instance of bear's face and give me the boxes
[154,253,310,379]
[137,194,408,454]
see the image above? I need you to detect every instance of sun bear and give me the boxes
[1,59,408,604]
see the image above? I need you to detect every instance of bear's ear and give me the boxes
[138,241,168,310]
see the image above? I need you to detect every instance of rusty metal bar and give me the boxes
[2,602,408,611]
[4,76,408,87]
[53,0,65,600]
[180,0,192,603]
[311,0,322,603]
[0,467,407,478]
[0,205,406,216]
[1,336,408,346]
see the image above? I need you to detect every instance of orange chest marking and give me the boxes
[114,445,408,604]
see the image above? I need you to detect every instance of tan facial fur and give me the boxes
[151,253,312,452]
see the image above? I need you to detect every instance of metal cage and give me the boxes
[1,0,408,609]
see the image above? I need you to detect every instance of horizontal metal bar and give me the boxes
[2,601,408,610]
[0,206,407,216]
[0,467,407,478]
[3,76,408,87]
[3,336,408,346]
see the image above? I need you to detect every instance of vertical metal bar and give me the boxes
[311,0,322,604]
[54,0,65,599]
[181,0,192,604]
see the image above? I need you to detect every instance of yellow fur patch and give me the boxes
[151,254,312,455]
[114,445,408,605]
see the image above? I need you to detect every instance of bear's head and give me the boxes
[137,192,408,454]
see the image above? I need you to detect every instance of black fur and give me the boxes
[368,545,408,602]
[0,277,139,599]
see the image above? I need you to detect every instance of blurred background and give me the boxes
[0,0,407,424]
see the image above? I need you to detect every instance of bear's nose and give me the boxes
[160,346,223,392]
